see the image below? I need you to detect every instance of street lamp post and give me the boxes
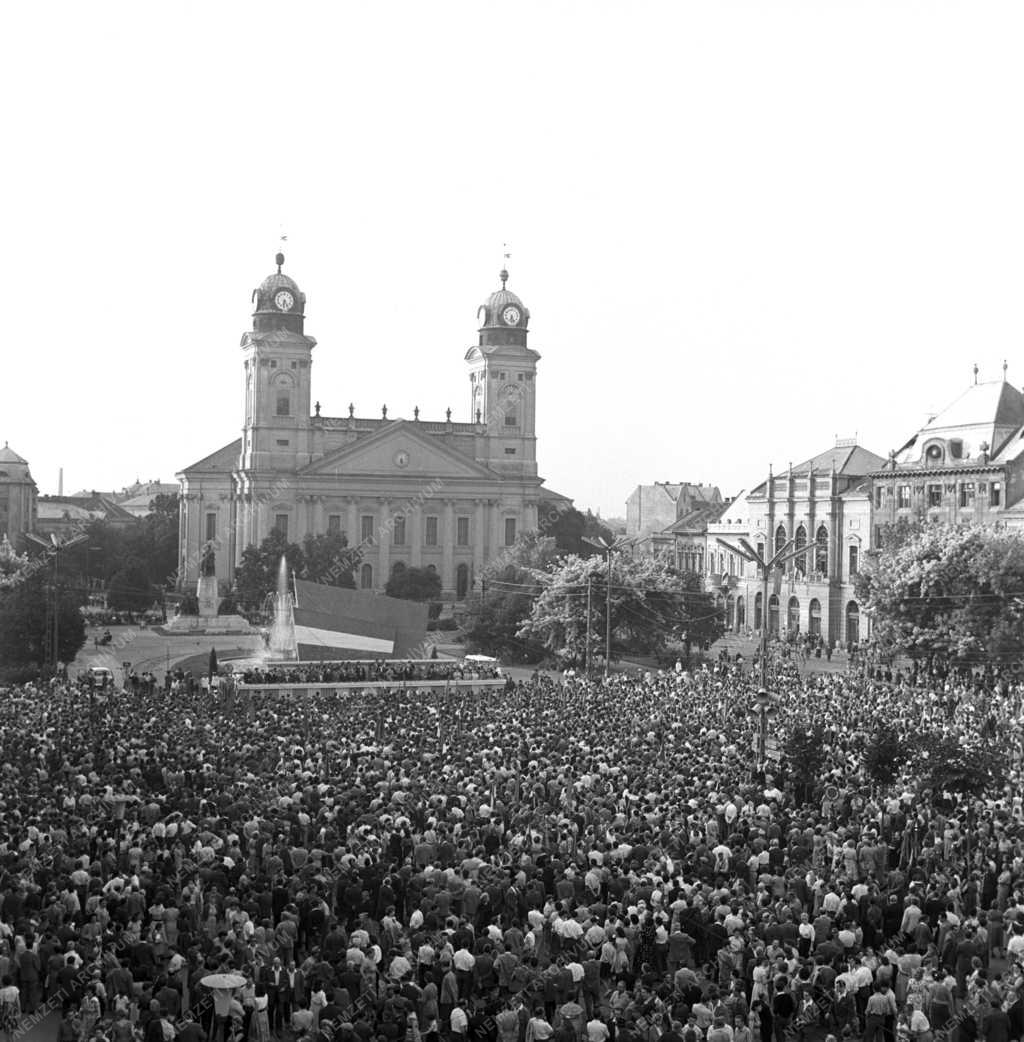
[754,687,769,771]
[715,534,809,690]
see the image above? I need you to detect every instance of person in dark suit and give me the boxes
[289,963,306,1017]
[17,947,40,1014]
[261,958,290,1035]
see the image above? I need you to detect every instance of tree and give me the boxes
[134,493,180,588]
[517,553,724,665]
[540,503,615,557]
[302,532,359,588]
[385,566,442,602]
[862,729,914,788]
[0,558,85,673]
[914,731,1009,804]
[462,533,560,663]
[232,530,305,613]
[857,524,1024,666]
[783,723,828,803]
[233,546,266,613]
[58,496,181,598]
[107,558,154,616]
[463,590,547,663]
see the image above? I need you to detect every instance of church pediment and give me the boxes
[298,421,495,480]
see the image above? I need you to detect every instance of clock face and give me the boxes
[275,290,294,312]
[394,450,410,469]
[502,305,521,326]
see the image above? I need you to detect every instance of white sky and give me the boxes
[3,1,1023,518]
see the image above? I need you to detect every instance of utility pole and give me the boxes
[47,533,87,675]
[583,535,631,678]
[605,549,613,677]
[585,576,592,674]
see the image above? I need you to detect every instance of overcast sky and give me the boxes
[3,1,1023,518]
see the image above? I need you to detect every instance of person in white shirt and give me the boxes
[450,1002,469,1038]
[587,1018,610,1042]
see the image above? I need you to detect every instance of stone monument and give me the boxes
[197,543,220,620]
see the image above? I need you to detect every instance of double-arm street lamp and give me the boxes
[715,534,809,689]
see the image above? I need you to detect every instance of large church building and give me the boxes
[177,255,569,599]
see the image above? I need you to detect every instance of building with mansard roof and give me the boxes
[870,376,1024,536]
[176,255,570,599]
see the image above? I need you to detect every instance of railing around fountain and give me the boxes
[237,678,507,692]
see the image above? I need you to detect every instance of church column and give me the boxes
[346,498,358,547]
[410,503,423,567]
[442,500,455,594]
[181,495,196,585]
[297,496,309,539]
[489,499,502,560]
[377,498,391,587]
[524,498,539,533]
[242,489,254,550]
[473,499,485,584]
[313,495,325,535]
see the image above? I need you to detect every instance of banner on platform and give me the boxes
[292,579,429,660]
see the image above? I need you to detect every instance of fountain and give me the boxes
[267,555,297,660]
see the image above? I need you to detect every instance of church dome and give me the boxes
[251,253,306,333]
[478,268,530,332]
[0,443,33,483]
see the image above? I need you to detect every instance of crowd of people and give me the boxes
[239,661,503,686]
[0,655,1022,1042]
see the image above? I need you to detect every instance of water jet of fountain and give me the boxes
[268,555,297,660]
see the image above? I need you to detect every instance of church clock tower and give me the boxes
[464,267,539,476]
[239,253,316,472]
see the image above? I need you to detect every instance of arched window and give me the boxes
[768,594,780,636]
[775,524,787,557]
[815,525,829,575]
[391,561,406,577]
[360,563,373,589]
[456,563,470,599]
[736,595,746,628]
[794,524,807,576]
[754,591,763,630]
[426,564,437,574]
[787,596,800,633]
[725,594,735,631]
[808,598,821,637]
[846,601,860,646]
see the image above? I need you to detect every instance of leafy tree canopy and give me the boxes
[385,565,442,602]
[857,523,1024,666]
[517,553,724,666]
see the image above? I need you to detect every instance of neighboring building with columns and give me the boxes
[716,440,886,647]
[176,254,569,598]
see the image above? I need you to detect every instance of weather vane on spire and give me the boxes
[501,243,511,287]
